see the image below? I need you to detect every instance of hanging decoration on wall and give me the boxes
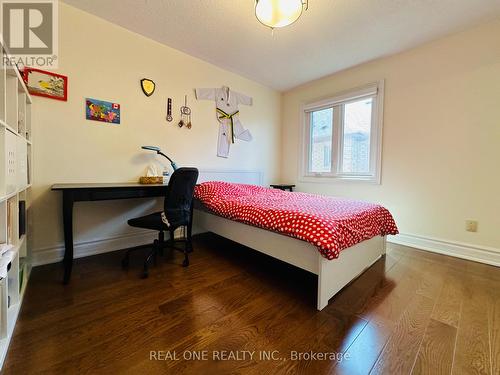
[166,98,173,122]
[195,86,252,158]
[178,95,192,129]
[22,67,68,101]
[140,78,156,97]
[85,98,121,124]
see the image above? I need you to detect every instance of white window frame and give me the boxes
[299,80,385,184]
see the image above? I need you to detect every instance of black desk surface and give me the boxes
[270,184,296,188]
[52,183,166,190]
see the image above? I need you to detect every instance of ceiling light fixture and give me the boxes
[255,0,308,29]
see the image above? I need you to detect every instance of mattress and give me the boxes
[194,182,398,260]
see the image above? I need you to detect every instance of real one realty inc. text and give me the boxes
[150,350,351,362]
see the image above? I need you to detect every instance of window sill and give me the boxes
[299,175,381,185]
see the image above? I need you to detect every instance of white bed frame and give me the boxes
[194,170,387,310]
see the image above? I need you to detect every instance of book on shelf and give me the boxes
[7,201,12,245]
[27,152,31,185]
[19,201,26,238]
[19,259,26,292]
[6,198,17,244]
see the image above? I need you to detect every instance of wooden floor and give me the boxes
[3,233,500,374]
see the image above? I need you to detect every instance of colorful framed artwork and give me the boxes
[85,98,121,124]
[22,68,68,101]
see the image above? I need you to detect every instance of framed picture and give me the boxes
[22,68,68,101]
[85,98,121,124]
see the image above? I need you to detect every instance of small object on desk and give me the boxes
[141,146,178,171]
[270,184,295,192]
[139,164,163,184]
[139,176,163,184]
[145,163,160,176]
[162,170,170,184]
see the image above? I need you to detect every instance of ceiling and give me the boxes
[63,0,500,91]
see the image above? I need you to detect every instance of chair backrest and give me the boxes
[164,167,199,213]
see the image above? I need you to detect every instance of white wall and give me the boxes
[31,4,281,264]
[281,20,500,256]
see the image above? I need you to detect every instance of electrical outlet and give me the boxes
[465,220,478,233]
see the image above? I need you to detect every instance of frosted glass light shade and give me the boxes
[255,0,304,28]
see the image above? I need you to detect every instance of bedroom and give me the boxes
[0,0,499,373]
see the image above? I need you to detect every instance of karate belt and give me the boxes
[216,108,240,143]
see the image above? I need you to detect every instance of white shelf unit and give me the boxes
[0,39,33,368]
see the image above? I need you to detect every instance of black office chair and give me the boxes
[122,167,199,278]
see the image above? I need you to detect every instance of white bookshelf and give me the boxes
[0,38,33,368]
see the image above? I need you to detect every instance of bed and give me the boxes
[193,171,398,310]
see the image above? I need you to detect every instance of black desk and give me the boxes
[51,183,169,284]
[270,184,295,192]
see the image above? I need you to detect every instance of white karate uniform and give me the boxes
[195,86,253,158]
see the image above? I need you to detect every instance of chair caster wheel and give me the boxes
[121,257,129,269]
[141,271,149,279]
[182,258,189,267]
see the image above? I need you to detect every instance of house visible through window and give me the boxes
[310,108,333,173]
[302,81,383,183]
[342,98,372,174]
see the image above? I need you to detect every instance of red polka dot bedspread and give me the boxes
[194,181,399,260]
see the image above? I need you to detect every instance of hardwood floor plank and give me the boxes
[431,271,464,328]
[330,255,392,317]
[334,317,394,375]
[370,293,435,374]
[452,277,491,375]
[414,263,445,301]
[412,319,457,375]
[358,259,423,324]
[489,291,500,375]
[268,312,368,374]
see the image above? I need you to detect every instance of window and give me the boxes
[310,108,333,173]
[301,81,384,183]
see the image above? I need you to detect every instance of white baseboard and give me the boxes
[32,230,158,266]
[388,233,500,267]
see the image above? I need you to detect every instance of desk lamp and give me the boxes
[141,146,178,171]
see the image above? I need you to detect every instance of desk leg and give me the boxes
[62,191,74,284]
